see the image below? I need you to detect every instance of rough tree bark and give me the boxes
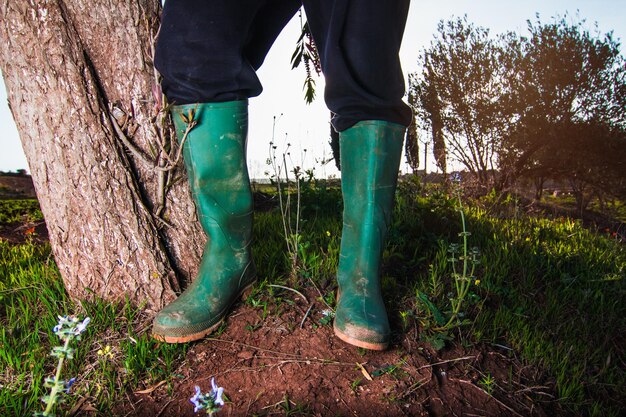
[0,0,206,314]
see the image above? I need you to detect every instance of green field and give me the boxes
[0,183,624,416]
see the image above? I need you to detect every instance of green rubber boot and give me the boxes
[333,121,405,351]
[152,100,256,343]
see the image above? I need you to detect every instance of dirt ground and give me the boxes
[0,220,48,244]
[0,173,37,199]
[113,292,561,417]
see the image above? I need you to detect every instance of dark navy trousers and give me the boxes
[155,0,412,132]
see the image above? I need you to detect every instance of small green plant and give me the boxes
[371,359,409,379]
[267,122,306,280]
[319,308,334,326]
[276,393,312,416]
[247,292,270,320]
[399,310,413,330]
[349,377,362,394]
[35,315,90,417]
[479,373,496,395]
[441,181,481,330]
[416,179,481,339]
[245,321,263,332]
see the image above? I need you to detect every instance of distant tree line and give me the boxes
[407,14,626,212]
[0,169,28,177]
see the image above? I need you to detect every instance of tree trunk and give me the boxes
[569,178,592,218]
[0,0,206,314]
[534,176,545,201]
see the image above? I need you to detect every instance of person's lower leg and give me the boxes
[333,120,405,350]
[152,101,256,343]
[152,0,299,343]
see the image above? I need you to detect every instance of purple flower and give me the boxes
[64,377,77,393]
[211,378,224,406]
[190,386,203,413]
[73,317,91,335]
[53,315,68,334]
[189,378,225,414]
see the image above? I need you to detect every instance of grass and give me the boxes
[468,210,626,415]
[0,180,624,416]
[391,183,625,416]
[0,209,187,415]
[543,192,626,223]
[0,240,66,416]
[0,199,43,224]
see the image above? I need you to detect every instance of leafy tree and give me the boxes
[409,16,509,185]
[503,14,626,206]
[410,14,626,203]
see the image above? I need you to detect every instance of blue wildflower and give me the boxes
[211,378,225,406]
[190,378,225,414]
[64,377,77,393]
[52,315,68,334]
[190,386,203,413]
[73,317,91,335]
[40,314,89,416]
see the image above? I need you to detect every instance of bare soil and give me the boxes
[0,173,37,199]
[113,291,561,417]
[0,220,48,244]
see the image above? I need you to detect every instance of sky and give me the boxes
[1,0,625,177]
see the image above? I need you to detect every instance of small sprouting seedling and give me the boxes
[371,364,397,377]
[190,378,225,415]
[245,321,262,332]
[479,373,496,395]
[277,393,311,416]
[371,359,409,379]
[247,294,269,319]
[213,321,228,337]
[399,310,413,330]
[35,315,90,417]
[349,377,362,394]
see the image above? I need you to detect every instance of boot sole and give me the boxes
[152,281,256,344]
[333,290,389,351]
[333,323,389,351]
